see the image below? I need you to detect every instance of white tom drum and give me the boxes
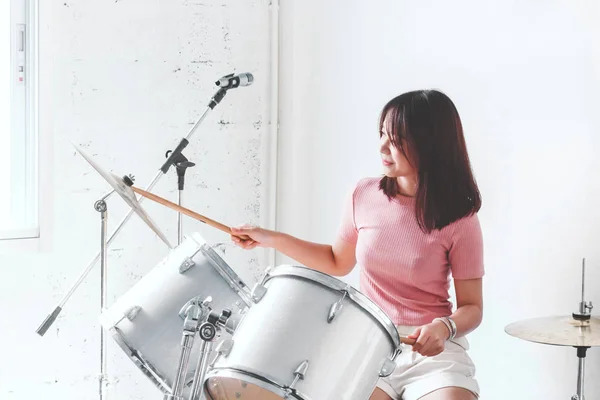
[203,265,402,400]
[99,232,253,397]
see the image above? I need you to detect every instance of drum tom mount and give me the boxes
[168,296,238,400]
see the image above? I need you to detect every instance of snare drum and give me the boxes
[99,233,252,396]
[203,265,401,400]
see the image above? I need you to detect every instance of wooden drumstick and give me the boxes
[400,336,416,346]
[130,186,251,241]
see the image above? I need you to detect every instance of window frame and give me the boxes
[0,0,51,252]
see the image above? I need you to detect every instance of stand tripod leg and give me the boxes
[36,170,163,337]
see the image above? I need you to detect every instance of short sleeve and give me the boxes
[336,185,358,245]
[448,213,484,279]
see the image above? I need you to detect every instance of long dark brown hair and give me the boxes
[379,89,481,233]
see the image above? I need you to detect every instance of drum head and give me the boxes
[204,369,303,400]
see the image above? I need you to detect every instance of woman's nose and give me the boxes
[380,135,391,154]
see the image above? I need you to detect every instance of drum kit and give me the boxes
[52,148,407,400]
[33,72,599,400]
[34,73,413,400]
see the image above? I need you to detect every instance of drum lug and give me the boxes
[379,348,402,377]
[209,338,234,368]
[379,358,397,377]
[284,359,309,398]
[125,306,141,321]
[259,266,274,284]
[250,283,267,303]
[327,289,349,323]
[179,257,195,273]
[251,266,273,303]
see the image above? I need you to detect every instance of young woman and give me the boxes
[231,89,484,400]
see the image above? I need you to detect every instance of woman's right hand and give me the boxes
[230,225,278,250]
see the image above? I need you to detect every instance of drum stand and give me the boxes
[94,189,116,400]
[166,297,236,400]
[570,259,593,400]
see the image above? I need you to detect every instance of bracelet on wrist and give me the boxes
[433,317,452,340]
[445,316,457,340]
[433,316,457,340]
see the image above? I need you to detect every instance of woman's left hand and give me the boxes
[407,320,450,357]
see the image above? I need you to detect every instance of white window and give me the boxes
[1,0,38,241]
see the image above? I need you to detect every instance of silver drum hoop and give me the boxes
[263,265,401,350]
[108,326,172,394]
[204,368,309,400]
[199,242,253,307]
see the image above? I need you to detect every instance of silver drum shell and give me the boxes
[204,265,400,400]
[99,232,252,396]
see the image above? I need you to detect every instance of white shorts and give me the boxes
[377,325,480,400]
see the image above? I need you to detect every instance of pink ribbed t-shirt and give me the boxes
[337,177,484,326]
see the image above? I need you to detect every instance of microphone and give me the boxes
[215,73,254,89]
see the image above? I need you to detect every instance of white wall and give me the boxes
[0,1,273,399]
[277,1,600,399]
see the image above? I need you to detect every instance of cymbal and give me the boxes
[73,144,173,249]
[505,315,600,347]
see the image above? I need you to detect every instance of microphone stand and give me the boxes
[36,84,230,336]
[163,150,195,246]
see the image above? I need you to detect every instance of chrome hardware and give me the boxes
[199,322,217,341]
[379,347,402,377]
[178,296,212,321]
[284,360,309,398]
[179,257,195,273]
[251,283,267,303]
[210,338,234,368]
[125,306,141,321]
[327,289,349,323]
[379,358,397,377]
[259,266,274,284]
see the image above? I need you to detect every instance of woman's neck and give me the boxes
[396,176,418,197]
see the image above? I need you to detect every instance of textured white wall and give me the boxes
[277,1,600,399]
[0,1,273,399]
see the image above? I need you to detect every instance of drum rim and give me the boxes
[105,326,174,395]
[203,367,308,400]
[192,233,253,308]
[264,265,402,349]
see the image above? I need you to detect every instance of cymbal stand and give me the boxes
[570,258,593,400]
[36,82,232,337]
[94,189,116,400]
